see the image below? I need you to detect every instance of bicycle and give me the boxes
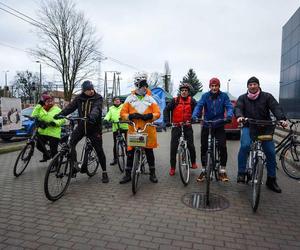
[275,120,300,180]
[44,116,99,201]
[126,121,156,195]
[13,115,65,177]
[172,121,192,186]
[198,118,226,206]
[112,121,127,173]
[243,118,278,212]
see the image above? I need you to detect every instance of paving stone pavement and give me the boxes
[0,125,299,250]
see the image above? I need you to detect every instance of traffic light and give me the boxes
[31,82,36,91]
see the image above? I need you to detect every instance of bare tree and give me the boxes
[31,0,100,101]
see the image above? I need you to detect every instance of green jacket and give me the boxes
[104,104,128,132]
[32,104,65,139]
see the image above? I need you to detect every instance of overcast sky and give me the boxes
[0,0,299,99]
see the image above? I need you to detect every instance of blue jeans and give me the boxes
[238,127,276,177]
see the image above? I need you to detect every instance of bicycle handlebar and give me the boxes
[121,120,156,132]
[55,115,88,121]
[242,118,279,126]
[171,121,192,127]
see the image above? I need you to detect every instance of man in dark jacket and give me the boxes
[192,78,233,182]
[54,80,109,183]
[164,82,198,176]
[235,76,287,192]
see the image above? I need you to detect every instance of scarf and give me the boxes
[247,89,260,100]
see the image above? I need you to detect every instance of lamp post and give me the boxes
[3,70,9,97]
[227,79,231,93]
[36,61,42,97]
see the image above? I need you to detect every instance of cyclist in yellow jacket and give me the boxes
[119,77,160,184]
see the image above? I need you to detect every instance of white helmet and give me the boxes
[133,72,148,87]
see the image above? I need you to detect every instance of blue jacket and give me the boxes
[192,91,233,127]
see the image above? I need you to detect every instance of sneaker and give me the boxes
[237,173,246,183]
[197,171,206,182]
[102,172,109,183]
[149,169,158,183]
[191,163,198,169]
[169,167,175,176]
[219,172,229,182]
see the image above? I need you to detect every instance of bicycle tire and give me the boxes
[214,146,221,181]
[178,147,190,186]
[13,142,34,177]
[205,152,212,206]
[132,150,141,195]
[117,141,126,173]
[85,148,99,177]
[44,151,72,201]
[252,156,264,212]
[281,142,300,180]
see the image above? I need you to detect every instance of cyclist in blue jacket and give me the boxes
[192,77,233,182]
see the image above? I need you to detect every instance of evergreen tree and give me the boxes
[180,68,203,96]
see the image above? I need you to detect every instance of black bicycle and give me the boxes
[172,121,192,186]
[275,120,300,180]
[13,116,67,177]
[44,116,99,201]
[244,118,279,212]
[198,118,226,206]
[126,121,156,195]
[112,121,127,173]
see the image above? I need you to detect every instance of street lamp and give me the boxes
[36,61,42,96]
[227,79,231,93]
[3,70,9,97]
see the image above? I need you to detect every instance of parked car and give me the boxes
[0,107,35,141]
[225,99,240,139]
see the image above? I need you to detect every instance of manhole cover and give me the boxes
[181,192,230,211]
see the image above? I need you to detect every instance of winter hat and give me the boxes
[82,80,94,91]
[247,76,260,85]
[209,77,220,87]
[41,93,53,102]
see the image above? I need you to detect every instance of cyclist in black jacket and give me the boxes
[54,80,109,183]
[235,76,287,192]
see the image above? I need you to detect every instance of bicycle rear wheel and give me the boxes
[178,147,190,186]
[281,142,300,180]
[205,153,212,206]
[44,151,72,201]
[132,150,141,195]
[214,146,221,181]
[13,142,34,177]
[117,141,126,173]
[252,157,264,212]
[85,147,99,177]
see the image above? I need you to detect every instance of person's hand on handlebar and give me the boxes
[142,113,153,121]
[279,120,288,128]
[237,117,245,123]
[53,113,62,120]
[128,113,143,120]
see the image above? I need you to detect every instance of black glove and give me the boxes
[53,113,62,120]
[128,113,143,120]
[165,122,172,127]
[142,113,153,121]
[191,117,198,123]
[38,100,45,106]
[225,117,232,124]
[38,120,48,129]
[49,121,57,127]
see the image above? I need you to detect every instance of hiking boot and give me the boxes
[102,172,109,183]
[149,168,158,183]
[219,168,229,182]
[191,163,198,169]
[110,159,117,166]
[120,170,131,184]
[266,176,282,193]
[197,170,206,182]
[237,173,246,183]
[169,167,175,176]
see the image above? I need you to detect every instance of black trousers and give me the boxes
[126,148,155,171]
[70,125,106,171]
[170,126,196,168]
[201,126,227,167]
[112,129,127,160]
[36,134,59,159]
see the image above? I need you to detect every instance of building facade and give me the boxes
[280,7,300,118]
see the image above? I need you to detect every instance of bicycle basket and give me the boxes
[249,123,276,141]
[127,133,147,147]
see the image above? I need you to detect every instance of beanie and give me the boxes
[247,76,260,85]
[82,80,94,91]
[209,77,220,87]
[41,93,53,102]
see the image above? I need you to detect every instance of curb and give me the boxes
[0,143,25,154]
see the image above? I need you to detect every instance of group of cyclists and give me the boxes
[31,73,288,193]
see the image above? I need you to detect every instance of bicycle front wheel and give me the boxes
[13,142,34,177]
[132,150,141,195]
[44,151,72,201]
[281,142,300,180]
[117,141,126,173]
[205,153,212,206]
[85,148,99,177]
[178,147,190,186]
[252,156,264,212]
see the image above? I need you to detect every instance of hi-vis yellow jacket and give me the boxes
[120,89,160,149]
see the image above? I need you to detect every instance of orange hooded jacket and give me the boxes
[120,89,160,149]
